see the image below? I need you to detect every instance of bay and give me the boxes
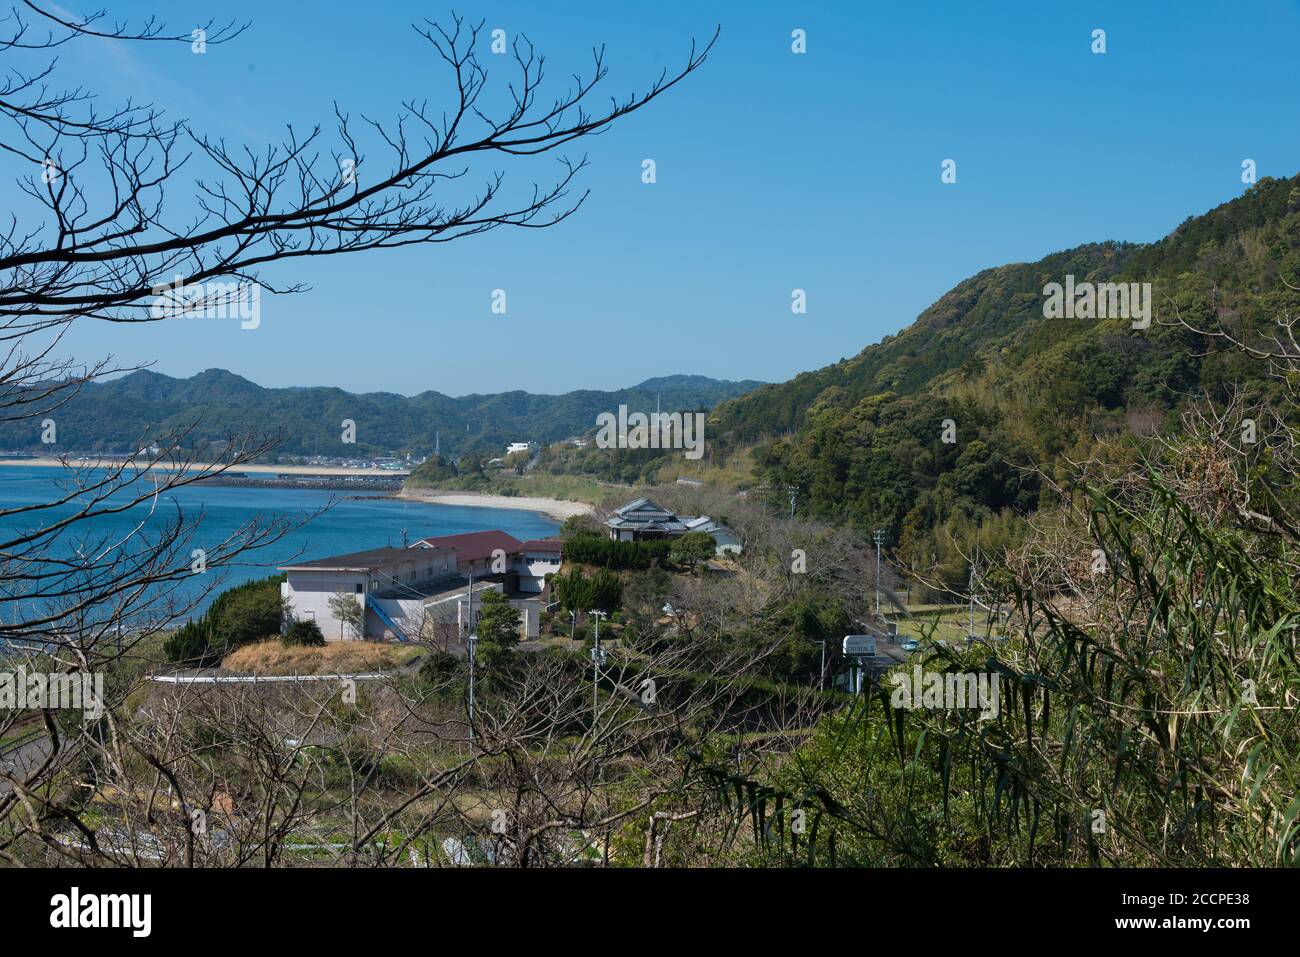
[0,465,558,621]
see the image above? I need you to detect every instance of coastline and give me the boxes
[0,457,595,523]
[0,456,409,477]
[397,488,594,522]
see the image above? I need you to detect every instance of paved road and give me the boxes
[0,732,54,793]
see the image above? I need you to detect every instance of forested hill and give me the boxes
[729,173,1300,576]
[719,176,1300,446]
[0,370,764,460]
[534,174,1300,584]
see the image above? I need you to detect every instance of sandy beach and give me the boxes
[398,488,594,522]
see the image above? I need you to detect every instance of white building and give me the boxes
[683,515,742,556]
[411,530,562,594]
[279,546,456,641]
[281,530,564,642]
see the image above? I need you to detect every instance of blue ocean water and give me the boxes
[0,465,558,617]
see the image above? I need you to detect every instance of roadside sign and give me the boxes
[842,634,876,656]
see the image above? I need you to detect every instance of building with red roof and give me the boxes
[412,530,563,593]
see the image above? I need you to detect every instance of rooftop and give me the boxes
[516,538,564,553]
[606,497,689,532]
[279,545,446,572]
[412,529,523,562]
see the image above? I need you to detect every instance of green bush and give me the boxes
[163,575,287,664]
[670,531,716,569]
[282,618,326,647]
[418,650,464,698]
[475,589,521,645]
[552,568,623,615]
[562,532,671,570]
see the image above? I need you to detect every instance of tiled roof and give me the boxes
[280,546,446,572]
[413,529,523,562]
[516,539,564,553]
[606,517,689,532]
[613,497,675,519]
[607,498,686,530]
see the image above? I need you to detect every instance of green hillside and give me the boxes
[537,175,1300,584]
[0,369,763,461]
[734,175,1300,579]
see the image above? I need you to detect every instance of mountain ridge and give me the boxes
[529,172,1300,586]
[0,369,765,460]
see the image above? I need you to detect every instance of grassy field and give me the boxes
[221,640,424,675]
[902,605,1013,644]
[650,444,760,491]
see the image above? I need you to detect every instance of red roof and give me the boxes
[516,539,564,553]
[413,530,522,562]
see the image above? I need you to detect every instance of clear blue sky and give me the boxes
[36,0,1300,396]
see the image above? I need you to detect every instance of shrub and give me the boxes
[475,589,521,645]
[552,568,623,615]
[163,574,286,664]
[670,531,716,570]
[282,618,326,647]
[562,532,671,570]
[418,650,464,694]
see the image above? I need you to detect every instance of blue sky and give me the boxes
[29,0,1300,396]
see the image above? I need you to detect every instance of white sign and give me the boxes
[842,634,876,656]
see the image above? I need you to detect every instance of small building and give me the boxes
[683,515,743,556]
[506,442,532,455]
[280,525,568,643]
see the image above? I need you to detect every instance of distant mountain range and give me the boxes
[0,369,764,460]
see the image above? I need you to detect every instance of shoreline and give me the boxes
[397,488,594,522]
[0,457,594,523]
[0,456,410,477]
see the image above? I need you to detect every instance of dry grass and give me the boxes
[221,640,422,676]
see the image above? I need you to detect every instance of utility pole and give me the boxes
[968,558,976,639]
[818,638,826,691]
[589,609,608,723]
[873,529,886,618]
[467,631,477,750]
[466,572,476,749]
[788,486,797,519]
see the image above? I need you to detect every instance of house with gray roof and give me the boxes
[605,498,742,554]
[605,498,690,541]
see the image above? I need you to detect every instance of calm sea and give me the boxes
[0,465,558,619]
